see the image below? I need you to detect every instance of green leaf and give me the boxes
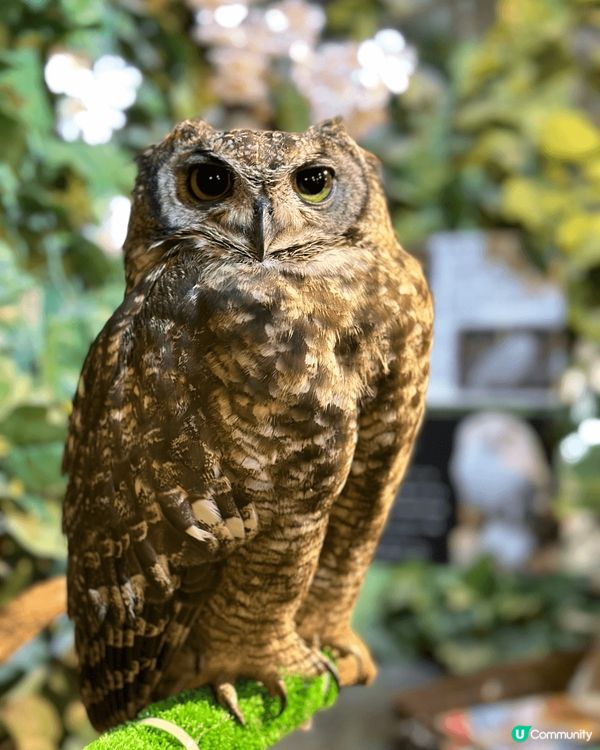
[500,177,545,230]
[0,240,34,304]
[59,0,104,26]
[3,498,66,560]
[0,405,67,445]
[0,359,32,421]
[273,81,311,134]
[45,141,136,200]
[539,109,600,161]
[4,442,66,497]
[0,47,53,143]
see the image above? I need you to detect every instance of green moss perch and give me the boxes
[85,674,337,750]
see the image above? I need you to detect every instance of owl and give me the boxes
[62,118,433,731]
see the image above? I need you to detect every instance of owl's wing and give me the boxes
[62,266,257,730]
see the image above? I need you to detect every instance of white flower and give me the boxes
[358,29,417,94]
[190,3,416,133]
[44,52,142,145]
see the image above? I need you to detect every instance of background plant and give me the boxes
[355,558,600,675]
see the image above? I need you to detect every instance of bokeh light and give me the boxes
[192,1,416,135]
[44,53,142,145]
[83,196,132,257]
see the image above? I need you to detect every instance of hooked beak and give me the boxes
[250,196,271,261]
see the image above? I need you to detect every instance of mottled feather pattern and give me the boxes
[63,118,433,729]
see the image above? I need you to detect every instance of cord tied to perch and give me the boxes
[138,718,201,750]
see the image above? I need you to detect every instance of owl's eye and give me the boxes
[188,163,233,201]
[294,166,334,204]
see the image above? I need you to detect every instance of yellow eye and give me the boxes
[189,163,232,201]
[294,166,334,204]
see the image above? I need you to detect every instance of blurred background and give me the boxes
[1,0,600,748]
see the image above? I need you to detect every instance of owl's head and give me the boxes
[124,118,391,287]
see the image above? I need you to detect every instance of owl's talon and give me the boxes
[214,681,245,725]
[314,631,377,686]
[266,677,288,716]
[321,656,341,694]
[184,524,219,550]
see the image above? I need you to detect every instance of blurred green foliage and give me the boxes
[0,0,599,748]
[558,443,600,513]
[375,0,600,340]
[356,558,600,675]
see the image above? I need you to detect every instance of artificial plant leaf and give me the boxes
[0,240,34,304]
[0,358,32,422]
[500,177,545,230]
[539,109,600,161]
[0,404,67,445]
[556,214,600,265]
[3,498,66,560]
[45,141,135,200]
[4,442,65,497]
[0,47,53,141]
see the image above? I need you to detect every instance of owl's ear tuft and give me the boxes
[134,119,215,173]
[310,117,346,137]
[138,120,214,164]
[166,118,214,145]
[176,118,214,138]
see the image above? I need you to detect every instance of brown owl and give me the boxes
[62,118,433,731]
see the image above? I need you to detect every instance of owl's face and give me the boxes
[124,118,387,285]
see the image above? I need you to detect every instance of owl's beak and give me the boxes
[249,196,271,261]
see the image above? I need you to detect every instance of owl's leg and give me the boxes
[296,348,430,687]
[296,482,397,687]
[166,508,338,722]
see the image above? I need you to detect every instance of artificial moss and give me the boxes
[85,674,337,749]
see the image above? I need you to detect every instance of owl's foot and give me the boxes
[153,473,259,560]
[213,674,287,725]
[309,629,376,687]
[202,641,339,724]
[180,495,258,549]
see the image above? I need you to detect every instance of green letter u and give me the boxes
[512,726,532,742]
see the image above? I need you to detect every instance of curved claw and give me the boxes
[214,681,245,726]
[266,677,288,717]
[321,656,341,694]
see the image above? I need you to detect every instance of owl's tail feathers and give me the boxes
[0,576,66,663]
[80,597,197,731]
[76,548,199,732]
